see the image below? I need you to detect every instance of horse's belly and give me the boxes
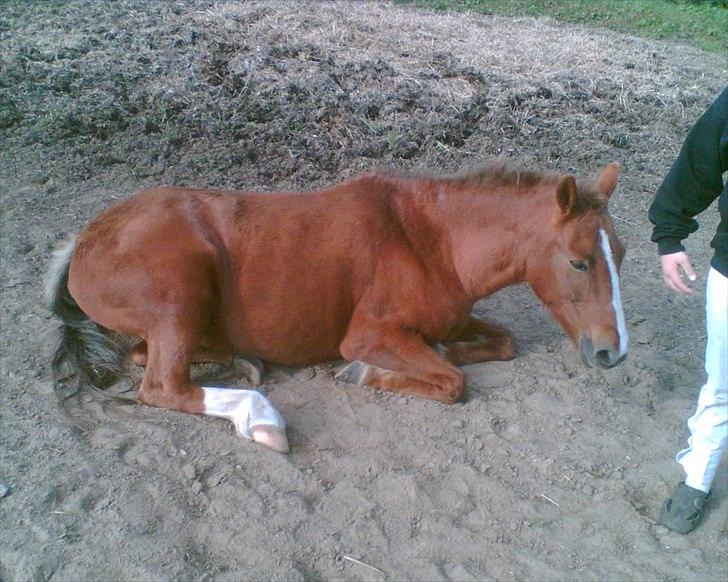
[219,284,352,366]
[225,315,347,365]
[233,334,343,366]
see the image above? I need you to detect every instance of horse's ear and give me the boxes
[556,175,578,219]
[595,162,620,201]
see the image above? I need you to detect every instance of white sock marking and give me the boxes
[202,386,285,440]
[599,229,628,357]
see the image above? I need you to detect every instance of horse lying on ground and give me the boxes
[46,161,628,453]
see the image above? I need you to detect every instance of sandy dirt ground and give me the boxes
[1,1,726,580]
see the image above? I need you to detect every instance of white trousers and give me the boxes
[676,267,728,493]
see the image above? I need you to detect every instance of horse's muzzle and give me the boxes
[579,337,626,369]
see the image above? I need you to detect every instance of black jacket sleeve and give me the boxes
[648,86,728,255]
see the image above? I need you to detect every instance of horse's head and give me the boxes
[527,162,627,369]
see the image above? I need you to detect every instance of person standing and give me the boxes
[649,86,727,534]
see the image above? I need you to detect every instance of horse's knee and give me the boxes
[435,367,465,404]
[338,333,372,362]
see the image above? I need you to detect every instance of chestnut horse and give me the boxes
[46,162,627,453]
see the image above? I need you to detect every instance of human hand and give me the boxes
[660,251,697,294]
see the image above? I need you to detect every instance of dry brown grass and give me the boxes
[1,0,724,196]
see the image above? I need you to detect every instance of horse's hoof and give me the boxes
[251,424,289,453]
[233,356,264,386]
[334,360,369,385]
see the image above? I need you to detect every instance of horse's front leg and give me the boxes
[438,316,516,366]
[336,321,465,404]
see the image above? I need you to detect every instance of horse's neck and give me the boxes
[415,181,553,302]
[389,185,467,295]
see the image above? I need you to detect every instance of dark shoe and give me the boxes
[659,482,709,534]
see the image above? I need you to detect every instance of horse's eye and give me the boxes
[570,260,589,272]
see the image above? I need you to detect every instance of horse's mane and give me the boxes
[447,160,557,190]
[380,161,604,209]
[380,160,556,191]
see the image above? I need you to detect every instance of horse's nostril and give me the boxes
[595,349,615,368]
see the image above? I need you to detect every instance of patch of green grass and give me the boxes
[398,0,728,53]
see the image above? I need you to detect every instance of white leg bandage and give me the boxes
[202,387,288,453]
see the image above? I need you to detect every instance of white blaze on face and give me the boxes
[598,228,628,357]
[202,386,289,453]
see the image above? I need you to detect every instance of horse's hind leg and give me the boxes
[138,323,287,452]
[131,340,229,366]
[131,340,264,385]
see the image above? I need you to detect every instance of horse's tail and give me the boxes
[45,235,126,403]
